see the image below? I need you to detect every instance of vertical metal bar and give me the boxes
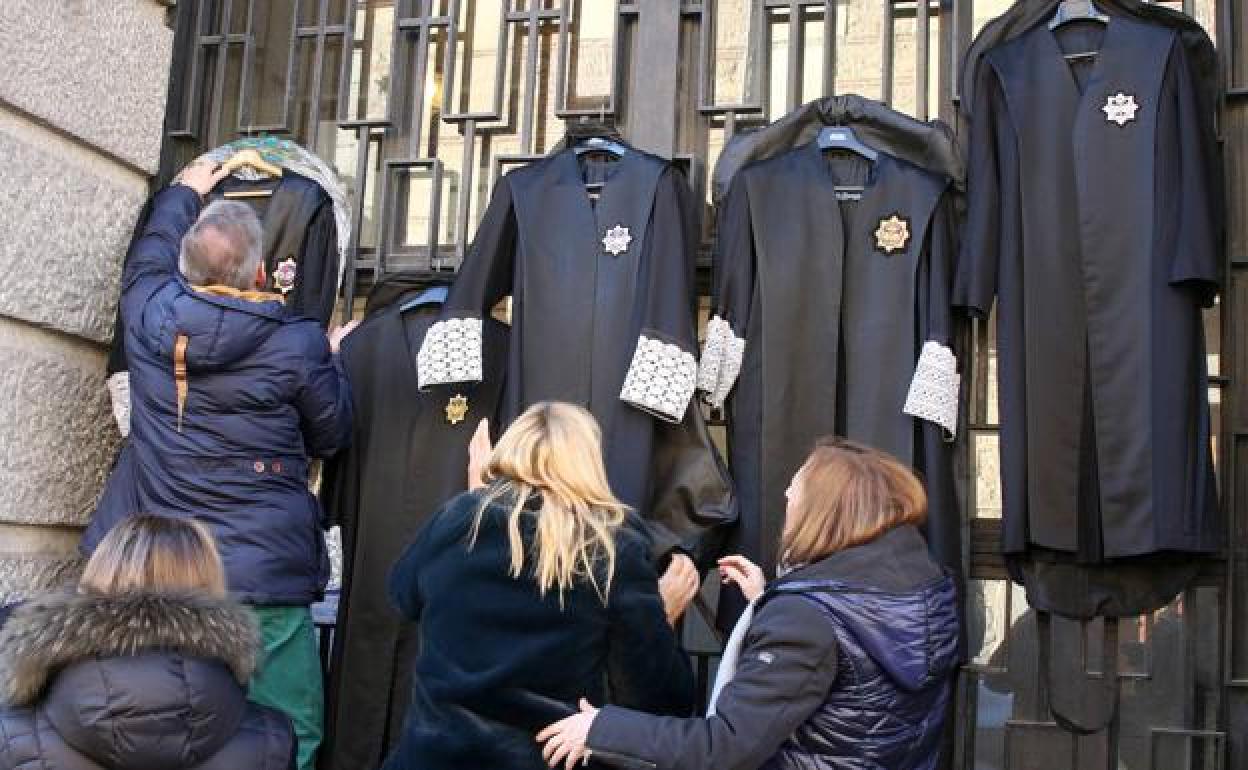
[916,0,930,120]
[281,0,303,132]
[824,0,836,96]
[1104,618,1121,769]
[786,1,802,112]
[337,0,360,123]
[630,0,681,154]
[341,128,372,322]
[237,0,258,132]
[209,0,233,145]
[307,0,330,147]
[406,3,432,156]
[880,0,894,106]
[519,4,543,151]
[456,119,478,267]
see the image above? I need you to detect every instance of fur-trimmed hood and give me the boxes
[0,592,259,707]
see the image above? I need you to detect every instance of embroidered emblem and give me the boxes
[1102,92,1139,127]
[445,394,470,425]
[273,257,298,294]
[602,224,632,256]
[874,214,911,255]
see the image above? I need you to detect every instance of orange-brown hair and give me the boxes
[79,514,227,598]
[780,436,927,566]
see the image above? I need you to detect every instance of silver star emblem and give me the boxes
[602,224,632,256]
[1102,92,1140,127]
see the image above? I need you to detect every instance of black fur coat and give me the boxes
[0,593,295,770]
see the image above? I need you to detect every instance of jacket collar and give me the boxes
[0,592,259,707]
[193,283,286,304]
[773,525,941,593]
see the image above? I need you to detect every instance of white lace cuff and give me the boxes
[107,371,131,438]
[903,341,960,440]
[620,334,699,423]
[697,315,745,409]
[417,318,484,389]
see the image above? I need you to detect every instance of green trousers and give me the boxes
[247,606,324,770]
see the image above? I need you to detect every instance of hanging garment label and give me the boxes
[274,257,298,294]
[602,224,632,256]
[874,214,911,254]
[1102,92,1139,127]
[445,394,470,425]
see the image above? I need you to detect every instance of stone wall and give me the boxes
[0,0,174,603]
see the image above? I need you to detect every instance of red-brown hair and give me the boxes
[780,436,927,566]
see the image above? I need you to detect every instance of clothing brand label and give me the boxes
[445,394,469,424]
[874,214,911,254]
[602,224,632,256]
[1102,92,1140,127]
[274,257,297,294]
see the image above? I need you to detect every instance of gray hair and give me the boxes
[178,201,265,290]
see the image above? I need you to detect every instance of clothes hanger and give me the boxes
[568,112,629,195]
[221,148,283,199]
[1049,0,1110,61]
[816,125,878,198]
[398,285,449,313]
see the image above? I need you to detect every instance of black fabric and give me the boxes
[588,526,959,770]
[382,487,695,770]
[0,594,294,770]
[711,94,965,206]
[84,186,352,606]
[712,141,962,625]
[430,147,735,565]
[107,171,341,376]
[955,15,1222,618]
[319,274,508,770]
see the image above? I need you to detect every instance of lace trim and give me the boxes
[620,334,699,423]
[697,315,745,409]
[903,340,960,440]
[417,318,484,389]
[107,371,131,438]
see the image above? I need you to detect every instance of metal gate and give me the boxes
[158,1,1247,767]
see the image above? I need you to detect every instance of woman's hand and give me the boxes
[658,553,700,626]
[718,554,766,602]
[328,319,361,354]
[467,418,492,491]
[537,699,599,769]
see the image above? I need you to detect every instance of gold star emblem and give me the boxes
[445,394,470,425]
[874,214,910,255]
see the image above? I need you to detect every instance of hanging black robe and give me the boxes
[417,148,735,564]
[955,16,1222,617]
[702,144,961,619]
[319,274,508,770]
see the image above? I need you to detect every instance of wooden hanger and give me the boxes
[220,148,282,199]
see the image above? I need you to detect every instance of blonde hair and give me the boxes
[781,436,927,567]
[79,514,227,598]
[471,402,629,604]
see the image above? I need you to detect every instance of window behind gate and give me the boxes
[160,1,1246,767]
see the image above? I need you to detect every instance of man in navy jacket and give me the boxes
[83,159,354,770]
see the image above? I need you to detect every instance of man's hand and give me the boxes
[658,553,700,626]
[175,159,230,199]
[537,699,599,770]
[467,418,492,491]
[328,320,361,354]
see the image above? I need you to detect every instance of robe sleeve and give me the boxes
[1165,38,1221,305]
[416,178,517,389]
[292,201,341,325]
[903,191,961,440]
[696,177,754,410]
[953,62,1006,320]
[618,167,701,424]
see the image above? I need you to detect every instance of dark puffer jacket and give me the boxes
[84,185,352,605]
[0,593,295,770]
[588,525,960,770]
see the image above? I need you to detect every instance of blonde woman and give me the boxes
[0,514,296,770]
[382,402,698,770]
[538,437,960,770]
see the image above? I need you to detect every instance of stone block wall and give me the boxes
[0,0,174,603]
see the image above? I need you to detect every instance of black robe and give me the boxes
[955,16,1222,617]
[106,172,341,377]
[417,147,735,564]
[320,275,508,770]
[703,143,961,619]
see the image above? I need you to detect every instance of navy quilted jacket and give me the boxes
[82,185,352,605]
[589,525,960,770]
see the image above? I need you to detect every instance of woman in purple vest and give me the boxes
[538,436,961,770]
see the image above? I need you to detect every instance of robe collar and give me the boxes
[551,148,646,257]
